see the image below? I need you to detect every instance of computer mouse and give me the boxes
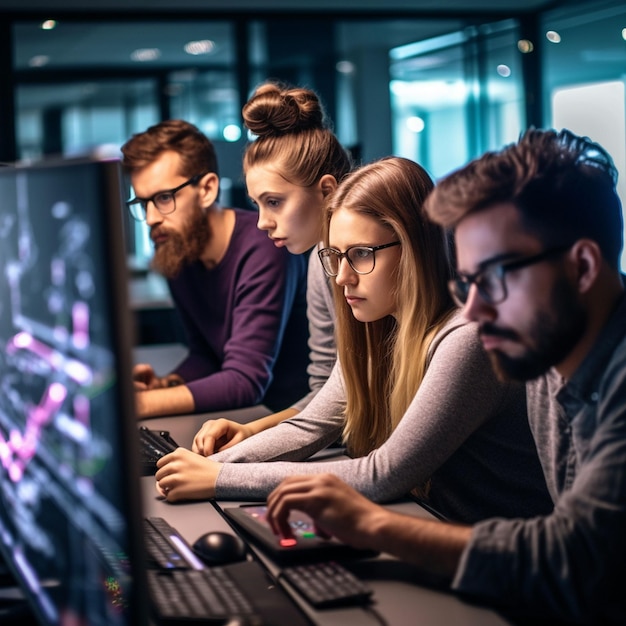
[192,531,247,566]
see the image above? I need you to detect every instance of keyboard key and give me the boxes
[139,427,179,475]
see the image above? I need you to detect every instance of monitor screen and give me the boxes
[0,158,148,625]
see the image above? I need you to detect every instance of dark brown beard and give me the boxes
[151,207,211,279]
[485,275,587,382]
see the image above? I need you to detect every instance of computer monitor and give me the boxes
[0,158,148,625]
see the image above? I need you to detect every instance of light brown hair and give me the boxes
[121,119,219,180]
[242,82,352,186]
[424,128,622,266]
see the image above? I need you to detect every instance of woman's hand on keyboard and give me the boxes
[192,419,254,455]
[155,448,221,502]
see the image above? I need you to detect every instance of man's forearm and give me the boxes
[364,509,472,579]
[136,385,195,418]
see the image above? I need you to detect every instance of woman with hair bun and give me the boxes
[191,82,353,451]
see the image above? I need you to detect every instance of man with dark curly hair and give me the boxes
[266,128,626,625]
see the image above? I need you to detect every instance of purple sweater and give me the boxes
[167,209,309,412]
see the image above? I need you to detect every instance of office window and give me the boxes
[16,80,158,161]
[169,70,240,142]
[13,19,240,269]
[389,20,523,180]
[13,20,237,160]
[541,0,626,270]
[336,19,464,165]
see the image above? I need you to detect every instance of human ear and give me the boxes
[318,174,338,198]
[569,239,602,294]
[199,172,220,208]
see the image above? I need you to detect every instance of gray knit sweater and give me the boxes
[211,312,553,523]
[291,247,336,411]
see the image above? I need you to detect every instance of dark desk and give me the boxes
[129,274,186,345]
[134,343,189,376]
[140,411,513,626]
[130,272,173,311]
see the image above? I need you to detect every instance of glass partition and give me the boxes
[542,0,626,269]
[389,20,524,180]
[9,3,626,269]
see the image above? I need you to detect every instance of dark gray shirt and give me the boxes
[453,293,626,623]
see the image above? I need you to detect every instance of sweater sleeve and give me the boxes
[213,320,519,502]
[291,247,337,411]
[210,361,346,467]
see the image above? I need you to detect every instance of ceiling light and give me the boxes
[546,31,561,44]
[130,48,161,62]
[41,20,57,30]
[184,40,216,56]
[497,64,512,77]
[517,39,534,53]
[336,60,355,74]
[622,28,626,41]
[223,124,242,142]
[406,116,425,133]
[29,55,50,67]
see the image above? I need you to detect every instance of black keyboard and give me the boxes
[280,561,373,608]
[144,517,312,626]
[148,567,263,625]
[139,427,179,475]
[144,516,205,570]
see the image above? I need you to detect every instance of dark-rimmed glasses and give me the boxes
[318,241,401,277]
[126,171,209,221]
[449,245,571,306]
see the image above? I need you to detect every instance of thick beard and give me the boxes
[151,207,211,279]
[487,276,587,382]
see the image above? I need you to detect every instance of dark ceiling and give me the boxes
[0,0,558,13]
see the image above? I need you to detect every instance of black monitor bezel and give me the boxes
[0,157,149,626]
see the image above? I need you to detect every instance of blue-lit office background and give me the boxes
[4,0,626,269]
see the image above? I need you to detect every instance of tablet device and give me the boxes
[223,504,377,564]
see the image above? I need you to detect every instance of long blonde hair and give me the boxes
[324,157,455,457]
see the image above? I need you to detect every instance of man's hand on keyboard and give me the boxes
[266,473,383,549]
[133,363,184,390]
[155,447,221,502]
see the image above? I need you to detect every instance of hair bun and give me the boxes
[243,82,325,137]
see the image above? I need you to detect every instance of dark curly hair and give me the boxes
[425,128,622,266]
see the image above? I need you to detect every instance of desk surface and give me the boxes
[130,272,173,310]
[134,343,188,375]
[140,411,513,626]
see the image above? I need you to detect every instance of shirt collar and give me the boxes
[565,289,626,403]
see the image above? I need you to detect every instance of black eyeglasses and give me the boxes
[126,172,208,221]
[449,245,571,307]
[318,241,401,277]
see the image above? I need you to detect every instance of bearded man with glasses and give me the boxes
[121,120,309,418]
[265,128,626,624]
